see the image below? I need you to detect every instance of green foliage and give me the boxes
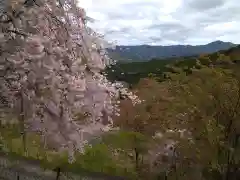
[72,144,123,175]
[104,58,176,84]
[103,131,149,153]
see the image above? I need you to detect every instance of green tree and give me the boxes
[199,55,212,66]
[216,54,232,65]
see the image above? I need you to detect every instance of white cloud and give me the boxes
[78,0,240,45]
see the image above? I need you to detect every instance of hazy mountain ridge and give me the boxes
[107,40,237,62]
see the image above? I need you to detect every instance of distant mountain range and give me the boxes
[107,41,237,62]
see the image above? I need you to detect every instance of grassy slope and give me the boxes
[0,122,136,178]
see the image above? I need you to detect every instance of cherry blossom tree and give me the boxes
[0,0,139,161]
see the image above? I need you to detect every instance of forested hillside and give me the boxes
[101,45,240,179]
[105,45,240,85]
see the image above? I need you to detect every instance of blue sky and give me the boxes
[78,0,240,46]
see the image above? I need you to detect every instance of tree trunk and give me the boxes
[134,147,139,171]
[19,91,26,153]
[55,167,61,180]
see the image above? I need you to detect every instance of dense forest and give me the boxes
[104,56,196,85]
[0,1,240,180]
